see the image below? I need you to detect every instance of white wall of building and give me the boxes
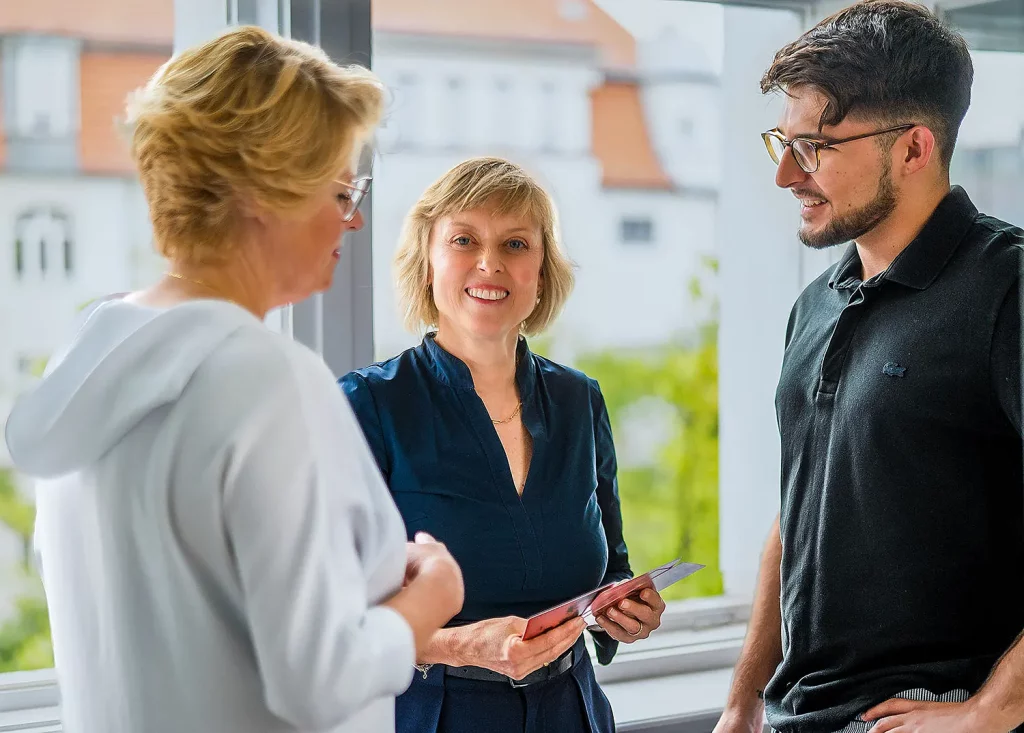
[0,175,154,465]
[639,28,721,191]
[563,188,716,353]
[374,34,600,157]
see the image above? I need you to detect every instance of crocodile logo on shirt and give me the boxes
[882,361,907,378]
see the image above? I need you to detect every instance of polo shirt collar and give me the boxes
[828,186,978,292]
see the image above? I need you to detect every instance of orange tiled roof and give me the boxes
[373,0,634,70]
[80,52,166,174]
[0,0,173,46]
[591,81,672,190]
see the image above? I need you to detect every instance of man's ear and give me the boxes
[899,125,937,176]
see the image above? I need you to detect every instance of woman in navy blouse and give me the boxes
[339,157,667,733]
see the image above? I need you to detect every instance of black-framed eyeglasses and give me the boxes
[336,176,372,222]
[761,124,916,173]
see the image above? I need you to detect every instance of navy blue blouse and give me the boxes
[339,334,632,665]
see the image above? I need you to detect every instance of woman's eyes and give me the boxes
[450,235,529,249]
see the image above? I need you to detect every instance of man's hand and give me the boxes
[863,698,1005,733]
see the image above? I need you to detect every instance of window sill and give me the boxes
[608,667,737,732]
[593,595,750,731]
[592,595,749,685]
[0,706,60,733]
[0,670,60,733]
[0,597,752,733]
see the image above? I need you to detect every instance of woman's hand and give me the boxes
[430,615,586,680]
[385,532,464,658]
[404,532,464,613]
[594,588,666,642]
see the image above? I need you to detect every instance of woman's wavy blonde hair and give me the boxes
[394,157,575,336]
[126,25,384,264]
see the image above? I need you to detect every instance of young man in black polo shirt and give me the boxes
[713,2,1024,733]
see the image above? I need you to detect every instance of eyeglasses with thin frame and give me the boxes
[336,176,372,222]
[761,124,917,174]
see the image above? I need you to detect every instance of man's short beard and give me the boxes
[799,158,897,249]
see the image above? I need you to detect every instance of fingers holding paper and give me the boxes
[595,588,666,643]
[459,615,586,681]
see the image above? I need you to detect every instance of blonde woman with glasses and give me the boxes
[5,26,463,733]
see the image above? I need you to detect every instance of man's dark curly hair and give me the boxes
[761,0,973,168]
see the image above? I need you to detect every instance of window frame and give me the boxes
[4,38,79,140]
[12,209,72,282]
[1,36,82,174]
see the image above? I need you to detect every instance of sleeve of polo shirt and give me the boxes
[990,279,1022,436]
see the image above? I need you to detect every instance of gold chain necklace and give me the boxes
[165,271,240,307]
[166,271,217,291]
[491,401,523,425]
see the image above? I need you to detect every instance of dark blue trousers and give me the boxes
[396,638,614,733]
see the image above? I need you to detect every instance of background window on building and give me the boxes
[9,40,77,138]
[620,217,654,243]
[391,73,420,149]
[14,238,24,277]
[445,77,464,149]
[444,76,468,149]
[541,81,559,151]
[16,210,72,280]
[493,78,514,149]
[64,238,74,276]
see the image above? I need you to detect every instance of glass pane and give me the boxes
[950,49,1024,223]
[0,1,173,672]
[370,0,799,602]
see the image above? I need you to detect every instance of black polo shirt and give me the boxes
[765,187,1024,733]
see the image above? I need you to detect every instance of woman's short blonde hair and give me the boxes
[394,157,575,336]
[126,25,384,265]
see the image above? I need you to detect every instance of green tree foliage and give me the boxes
[578,318,722,600]
[0,594,51,673]
[0,469,53,673]
[539,258,722,600]
[0,469,33,568]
